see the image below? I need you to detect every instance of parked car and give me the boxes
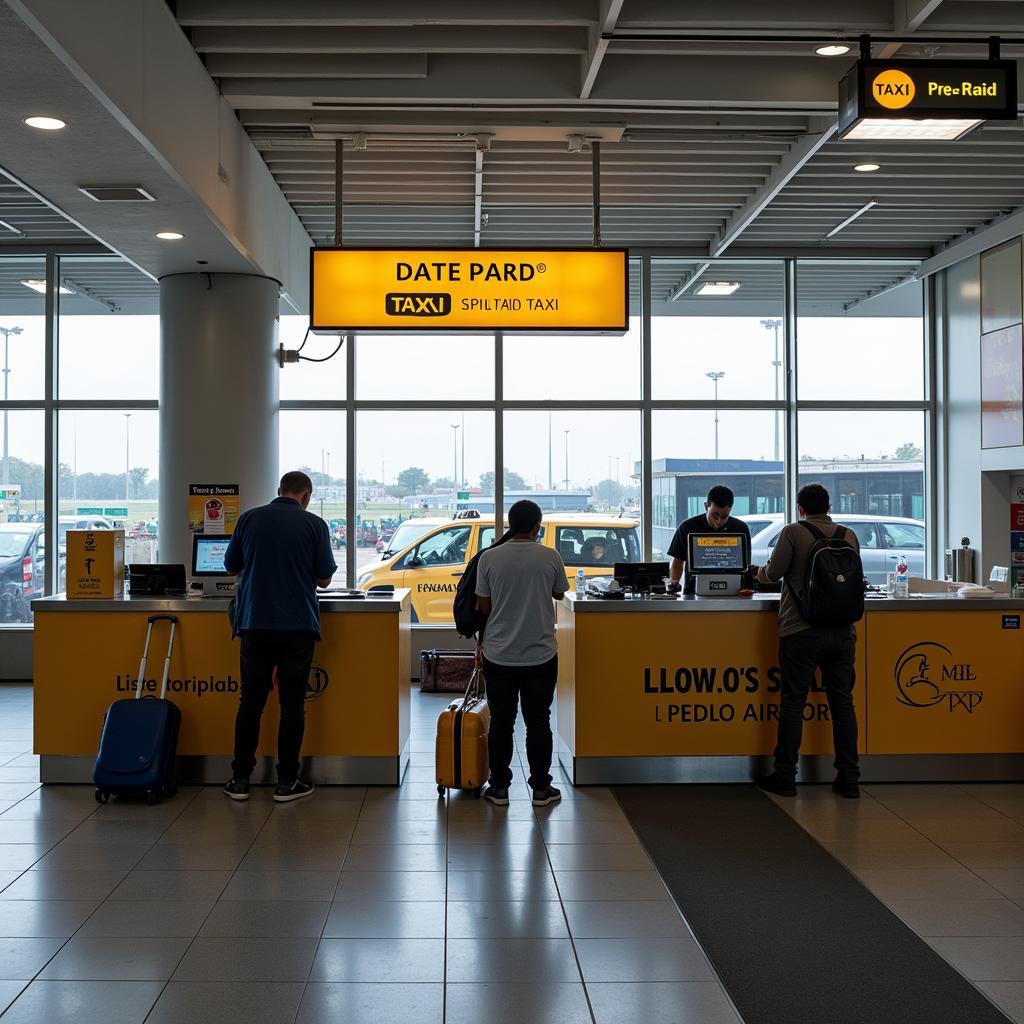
[57,515,116,551]
[740,513,926,584]
[0,523,47,622]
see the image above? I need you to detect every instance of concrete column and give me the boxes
[159,273,279,566]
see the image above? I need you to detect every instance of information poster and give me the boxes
[981,324,1024,449]
[188,485,240,536]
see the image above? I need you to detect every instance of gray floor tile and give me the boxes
[136,843,249,871]
[349,819,447,845]
[32,844,149,872]
[575,937,714,982]
[976,982,1024,1024]
[446,820,542,845]
[334,870,446,901]
[39,936,190,981]
[912,818,1024,844]
[110,870,232,901]
[823,840,961,871]
[0,869,125,901]
[888,897,1024,936]
[546,843,652,871]
[0,936,64,979]
[356,801,449,821]
[146,981,304,1024]
[555,870,668,901]
[341,843,446,872]
[172,936,318,981]
[63,820,169,846]
[0,981,27,1014]
[943,843,1024,870]
[976,869,1024,899]
[446,900,569,939]
[296,982,443,1024]
[445,982,591,1024]
[854,868,1003,900]
[78,899,215,938]
[447,844,551,872]
[0,845,47,871]
[445,938,581,983]
[928,937,1024,981]
[0,820,76,845]
[539,820,638,844]
[0,872,20,893]
[446,870,557,901]
[322,899,446,938]
[199,899,330,938]
[446,800,536,821]
[239,844,349,872]
[0,899,98,937]
[220,870,340,901]
[589,981,742,1024]
[0,980,164,1024]
[563,900,691,938]
[255,821,355,844]
[0,785,42,802]
[311,938,444,982]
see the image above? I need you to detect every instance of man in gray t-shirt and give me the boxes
[476,500,566,807]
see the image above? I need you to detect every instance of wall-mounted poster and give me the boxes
[188,484,240,536]
[981,324,1024,449]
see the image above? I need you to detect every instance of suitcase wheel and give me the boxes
[94,789,109,805]
[473,788,482,799]
[146,790,160,806]
[437,784,446,797]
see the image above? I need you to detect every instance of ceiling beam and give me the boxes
[878,0,946,58]
[710,116,838,255]
[204,53,428,78]
[581,0,625,100]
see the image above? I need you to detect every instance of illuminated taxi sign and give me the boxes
[310,247,628,333]
[839,59,1017,141]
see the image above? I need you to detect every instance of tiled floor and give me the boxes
[0,685,741,1024]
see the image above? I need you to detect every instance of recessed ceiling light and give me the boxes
[23,116,66,131]
[155,231,184,240]
[841,118,983,141]
[21,279,74,295]
[696,281,741,296]
[815,44,850,57]
[854,163,881,172]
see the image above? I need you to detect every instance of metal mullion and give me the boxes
[345,333,356,588]
[785,259,798,521]
[650,400,786,411]
[495,332,504,538]
[794,400,930,412]
[924,272,941,579]
[501,400,641,412]
[641,255,653,560]
[351,400,496,412]
[0,401,47,411]
[43,253,58,596]
[53,400,159,411]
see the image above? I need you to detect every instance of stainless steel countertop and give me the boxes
[561,592,1024,613]
[32,589,411,614]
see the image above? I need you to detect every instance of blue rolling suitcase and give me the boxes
[93,614,181,806]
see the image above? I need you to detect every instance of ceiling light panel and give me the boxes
[696,281,741,296]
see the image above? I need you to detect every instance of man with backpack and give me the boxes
[754,484,863,800]
[474,500,566,807]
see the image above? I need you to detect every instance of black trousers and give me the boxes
[483,655,558,791]
[232,629,317,784]
[773,627,859,782]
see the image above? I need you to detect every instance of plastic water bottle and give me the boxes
[575,569,586,597]
[894,554,909,599]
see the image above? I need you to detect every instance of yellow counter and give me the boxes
[32,591,412,785]
[556,593,1024,783]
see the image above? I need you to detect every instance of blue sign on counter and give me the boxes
[1002,614,1020,630]
[1012,532,1024,552]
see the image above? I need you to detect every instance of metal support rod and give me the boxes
[990,35,1001,60]
[334,140,344,246]
[784,259,799,521]
[345,334,356,587]
[592,140,601,249]
[641,255,653,560]
[43,253,58,595]
[494,331,504,538]
[859,34,872,60]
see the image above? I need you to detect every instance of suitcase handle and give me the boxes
[136,616,178,700]
[462,644,484,706]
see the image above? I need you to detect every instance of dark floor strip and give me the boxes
[613,785,1009,1024]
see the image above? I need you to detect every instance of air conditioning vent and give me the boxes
[78,185,155,202]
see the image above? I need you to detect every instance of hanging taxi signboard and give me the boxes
[310,247,629,333]
[839,58,1018,140]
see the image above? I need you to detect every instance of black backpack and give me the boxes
[795,522,864,627]
[453,529,511,639]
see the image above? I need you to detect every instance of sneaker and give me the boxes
[482,785,509,806]
[273,779,314,803]
[755,772,797,797]
[832,778,861,800]
[532,786,561,807]
[223,777,250,801]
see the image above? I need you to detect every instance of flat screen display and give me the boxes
[192,536,231,577]
[688,533,747,574]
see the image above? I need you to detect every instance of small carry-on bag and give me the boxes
[420,648,477,693]
[93,614,181,806]
[435,650,489,797]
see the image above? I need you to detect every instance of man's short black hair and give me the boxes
[706,485,735,509]
[797,483,830,516]
[508,499,542,535]
[279,470,313,496]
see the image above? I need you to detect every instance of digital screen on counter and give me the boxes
[688,534,747,574]
[192,536,231,576]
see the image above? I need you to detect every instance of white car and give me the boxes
[741,513,926,584]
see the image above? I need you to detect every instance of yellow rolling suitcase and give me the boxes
[435,652,489,796]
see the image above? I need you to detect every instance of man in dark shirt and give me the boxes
[222,471,337,803]
[666,485,751,595]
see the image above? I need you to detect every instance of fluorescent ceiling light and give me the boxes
[23,116,66,131]
[816,44,850,56]
[854,162,880,172]
[824,200,878,239]
[155,231,184,240]
[21,279,75,295]
[696,281,740,296]
[841,118,983,141]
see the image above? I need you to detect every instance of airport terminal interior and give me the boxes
[5,1,1024,1022]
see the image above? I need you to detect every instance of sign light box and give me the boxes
[839,59,1018,140]
[310,247,629,333]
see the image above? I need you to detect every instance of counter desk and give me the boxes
[556,592,1024,784]
[32,591,412,785]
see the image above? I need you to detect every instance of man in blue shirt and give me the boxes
[222,471,337,803]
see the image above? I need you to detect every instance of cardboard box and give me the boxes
[66,530,124,599]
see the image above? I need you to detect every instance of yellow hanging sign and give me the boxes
[310,247,629,332]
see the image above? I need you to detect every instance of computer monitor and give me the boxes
[613,561,670,593]
[686,533,748,575]
[191,534,232,577]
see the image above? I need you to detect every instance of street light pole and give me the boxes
[123,413,132,503]
[450,423,459,508]
[760,318,783,462]
[0,326,24,487]
[705,371,726,460]
[460,412,465,489]
[547,411,552,490]
[563,430,570,491]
